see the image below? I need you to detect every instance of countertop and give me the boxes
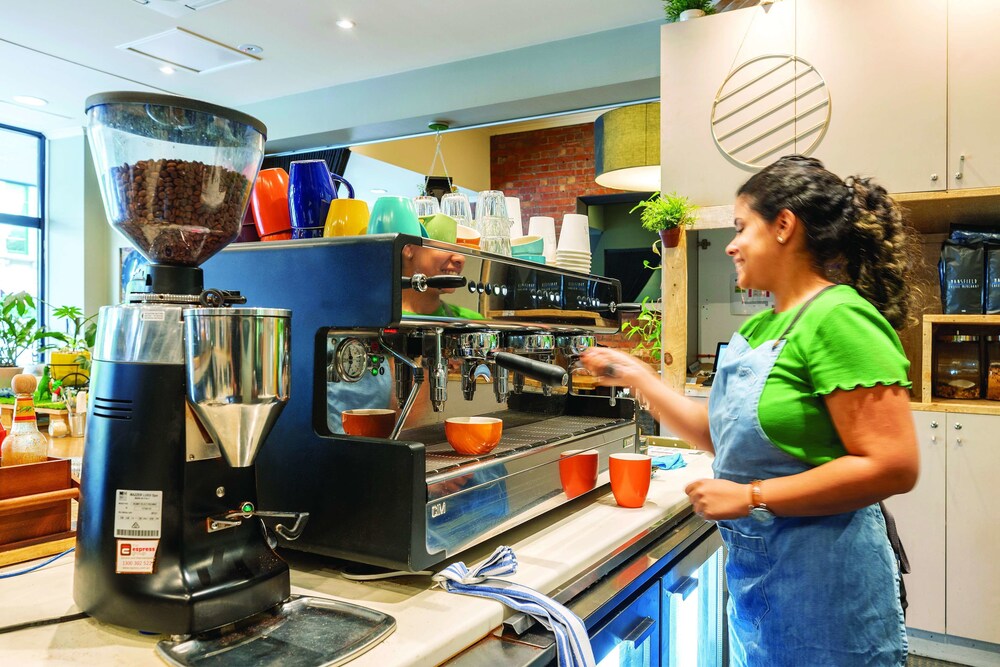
[0,450,713,667]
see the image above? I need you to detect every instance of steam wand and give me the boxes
[378,331,424,440]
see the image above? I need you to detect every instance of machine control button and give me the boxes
[493,284,501,296]
[501,285,508,296]
[468,282,478,293]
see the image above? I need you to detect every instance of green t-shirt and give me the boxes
[403,302,484,319]
[737,285,911,466]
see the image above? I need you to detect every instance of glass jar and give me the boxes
[986,335,1000,401]
[934,333,981,400]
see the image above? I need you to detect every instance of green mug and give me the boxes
[420,213,458,244]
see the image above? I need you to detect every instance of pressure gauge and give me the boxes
[335,338,369,383]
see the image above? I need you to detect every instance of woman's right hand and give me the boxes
[579,347,657,389]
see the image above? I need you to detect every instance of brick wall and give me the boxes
[490,123,620,235]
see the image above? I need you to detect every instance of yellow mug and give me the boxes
[323,199,371,237]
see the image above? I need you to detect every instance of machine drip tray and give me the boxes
[156,595,395,667]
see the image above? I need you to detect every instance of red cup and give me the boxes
[251,168,293,239]
[342,409,396,438]
[559,449,599,499]
[609,453,652,508]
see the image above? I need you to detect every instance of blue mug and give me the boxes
[367,196,422,237]
[288,160,356,230]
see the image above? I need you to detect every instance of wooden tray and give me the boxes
[0,457,79,566]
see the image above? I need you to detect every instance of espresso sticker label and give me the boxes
[113,489,163,538]
[141,309,166,321]
[115,539,159,574]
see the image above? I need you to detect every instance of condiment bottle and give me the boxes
[1,374,48,467]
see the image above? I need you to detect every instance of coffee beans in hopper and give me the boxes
[109,159,251,265]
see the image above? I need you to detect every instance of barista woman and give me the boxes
[401,243,483,319]
[580,155,920,666]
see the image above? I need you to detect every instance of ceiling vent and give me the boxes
[136,0,231,19]
[120,27,260,74]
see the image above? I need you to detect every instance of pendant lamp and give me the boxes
[594,102,660,192]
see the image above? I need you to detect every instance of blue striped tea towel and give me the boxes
[432,546,595,667]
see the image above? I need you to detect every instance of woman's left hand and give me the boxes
[684,478,750,520]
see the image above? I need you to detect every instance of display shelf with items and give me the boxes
[919,314,1000,414]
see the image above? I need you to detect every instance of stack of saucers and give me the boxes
[554,214,592,273]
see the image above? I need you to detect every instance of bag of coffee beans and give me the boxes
[950,225,1000,244]
[987,243,1000,314]
[939,240,984,314]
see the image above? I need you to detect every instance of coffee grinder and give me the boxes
[74,93,394,660]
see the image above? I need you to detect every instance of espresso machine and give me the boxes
[73,93,394,661]
[203,235,638,572]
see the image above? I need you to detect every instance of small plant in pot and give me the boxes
[0,291,61,390]
[663,0,717,22]
[630,191,699,248]
[621,297,663,365]
[47,304,98,388]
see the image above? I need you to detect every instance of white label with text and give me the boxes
[115,539,159,574]
[113,489,163,538]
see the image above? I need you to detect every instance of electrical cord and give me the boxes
[0,548,89,635]
[0,548,74,579]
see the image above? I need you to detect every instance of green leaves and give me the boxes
[621,297,663,363]
[663,0,717,22]
[0,291,60,367]
[50,304,97,351]
[629,191,699,233]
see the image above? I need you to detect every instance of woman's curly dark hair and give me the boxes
[737,155,922,329]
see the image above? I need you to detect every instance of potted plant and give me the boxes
[663,0,717,22]
[0,292,59,389]
[47,304,98,387]
[621,297,664,365]
[630,191,699,248]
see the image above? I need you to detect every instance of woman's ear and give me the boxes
[774,209,799,244]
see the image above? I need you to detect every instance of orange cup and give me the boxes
[251,168,293,239]
[342,409,396,438]
[444,417,503,456]
[609,453,652,508]
[559,449,599,499]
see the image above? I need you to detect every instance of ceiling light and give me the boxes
[238,44,263,55]
[13,95,48,107]
[371,188,388,194]
[336,19,356,29]
[594,102,661,192]
[159,65,175,74]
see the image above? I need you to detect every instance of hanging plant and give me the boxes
[663,0,717,22]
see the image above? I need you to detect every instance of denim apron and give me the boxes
[708,287,907,666]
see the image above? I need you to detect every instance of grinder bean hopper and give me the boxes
[74,92,394,665]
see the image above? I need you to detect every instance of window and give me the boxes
[0,124,44,300]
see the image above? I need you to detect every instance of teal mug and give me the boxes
[367,196,422,236]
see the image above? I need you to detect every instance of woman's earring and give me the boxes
[777,236,785,244]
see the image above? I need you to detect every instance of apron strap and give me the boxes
[771,284,838,350]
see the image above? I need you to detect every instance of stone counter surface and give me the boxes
[0,451,712,667]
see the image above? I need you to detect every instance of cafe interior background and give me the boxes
[4,1,1000,666]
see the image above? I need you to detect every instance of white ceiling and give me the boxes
[0,0,663,138]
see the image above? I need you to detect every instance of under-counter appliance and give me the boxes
[203,235,638,571]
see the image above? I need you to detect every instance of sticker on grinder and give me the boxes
[113,489,163,538]
[116,539,159,574]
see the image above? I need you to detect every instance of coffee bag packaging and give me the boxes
[987,243,1000,314]
[939,240,984,314]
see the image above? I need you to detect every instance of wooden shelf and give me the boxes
[911,400,1000,416]
[923,314,1000,325]
[920,314,1000,412]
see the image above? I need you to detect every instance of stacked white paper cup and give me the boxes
[555,213,592,273]
[528,216,557,265]
[505,197,524,239]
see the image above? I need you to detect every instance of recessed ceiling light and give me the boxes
[336,19,356,29]
[159,65,175,74]
[13,95,47,107]
[370,188,388,194]
[238,44,264,55]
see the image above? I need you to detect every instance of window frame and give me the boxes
[0,122,45,307]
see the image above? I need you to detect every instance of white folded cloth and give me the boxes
[433,546,595,667]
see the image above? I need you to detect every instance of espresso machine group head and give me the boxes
[72,92,302,636]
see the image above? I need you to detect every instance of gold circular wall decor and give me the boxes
[711,54,831,169]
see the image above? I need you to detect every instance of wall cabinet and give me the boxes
[948,0,1000,190]
[885,411,1000,644]
[661,0,1000,206]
